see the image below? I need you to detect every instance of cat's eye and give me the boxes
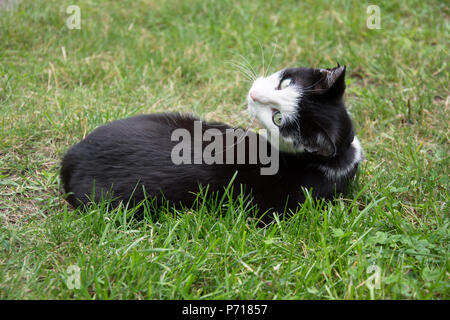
[272,110,283,126]
[279,78,292,90]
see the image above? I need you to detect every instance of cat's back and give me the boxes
[60,113,218,207]
[65,112,198,154]
[86,113,196,141]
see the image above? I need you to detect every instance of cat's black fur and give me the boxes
[61,65,362,222]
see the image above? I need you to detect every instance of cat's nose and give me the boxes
[250,91,258,102]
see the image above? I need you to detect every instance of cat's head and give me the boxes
[247,65,355,157]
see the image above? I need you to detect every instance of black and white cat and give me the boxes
[61,65,364,221]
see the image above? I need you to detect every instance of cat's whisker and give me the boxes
[258,41,265,77]
[232,63,257,82]
[235,54,258,80]
[235,54,257,78]
[265,43,278,77]
[298,77,327,92]
[226,61,257,83]
[235,61,257,82]
[294,118,301,136]
[195,111,258,157]
[300,88,328,94]
[213,118,258,157]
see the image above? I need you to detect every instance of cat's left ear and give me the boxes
[320,64,346,97]
[305,131,336,157]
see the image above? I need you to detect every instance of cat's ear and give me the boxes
[319,64,346,97]
[305,131,336,157]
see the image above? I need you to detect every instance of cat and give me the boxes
[60,64,364,222]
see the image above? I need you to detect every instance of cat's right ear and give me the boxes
[319,65,346,98]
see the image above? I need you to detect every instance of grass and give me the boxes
[0,0,448,299]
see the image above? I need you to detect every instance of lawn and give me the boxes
[0,0,448,299]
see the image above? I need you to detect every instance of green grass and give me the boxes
[0,0,448,299]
